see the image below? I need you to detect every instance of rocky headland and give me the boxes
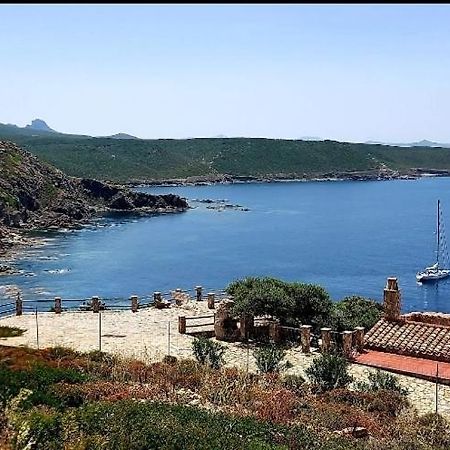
[0,141,188,256]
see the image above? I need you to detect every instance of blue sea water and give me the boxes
[2,178,450,313]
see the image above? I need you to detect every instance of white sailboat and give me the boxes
[416,200,450,282]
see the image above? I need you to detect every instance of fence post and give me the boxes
[195,286,202,301]
[130,295,139,313]
[354,326,365,352]
[92,296,100,313]
[98,311,102,352]
[240,315,254,341]
[179,316,186,334]
[207,292,215,309]
[320,327,332,353]
[54,297,62,314]
[15,293,22,316]
[436,363,439,414]
[269,321,281,343]
[300,325,312,353]
[342,331,353,358]
[168,321,171,356]
[35,307,39,349]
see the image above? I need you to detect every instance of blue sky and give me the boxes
[1,4,450,142]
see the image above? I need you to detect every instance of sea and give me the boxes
[2,177,450,313]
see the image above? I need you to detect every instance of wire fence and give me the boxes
[0,286,230,318]
[1,304,449,414]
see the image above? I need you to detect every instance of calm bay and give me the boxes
[2,177,450,313]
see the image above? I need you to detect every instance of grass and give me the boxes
[0,326,26,338]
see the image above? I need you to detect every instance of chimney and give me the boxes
[383,277,401,321]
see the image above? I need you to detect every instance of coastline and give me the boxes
[123,168,450,188]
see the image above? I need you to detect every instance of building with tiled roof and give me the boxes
[364,278,450,363]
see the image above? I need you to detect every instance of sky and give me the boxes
[1,4,450,142]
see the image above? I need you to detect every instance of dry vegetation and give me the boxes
[1,344,450,449]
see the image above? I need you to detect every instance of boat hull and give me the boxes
[416,270,450,282]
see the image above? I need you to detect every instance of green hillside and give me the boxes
[2,124,450,182]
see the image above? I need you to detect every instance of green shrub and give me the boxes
[47,346,79,361]
[83,350,117,365]
[331,296,383,332]
[0,364,86,408]
[9,400,320,450]
[192,337,226,369]
[0,326,26,338]
[305,353,353,392]
[280,373,306,394]
[227,277,332,330]
[355,369,408,396]
[253,344,291,373]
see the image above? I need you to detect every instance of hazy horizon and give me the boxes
[2,4,450,142]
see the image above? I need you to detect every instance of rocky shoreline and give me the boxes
[0,141,189,258]
[123,167,450,188]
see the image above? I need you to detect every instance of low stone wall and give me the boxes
[403,312,450,328]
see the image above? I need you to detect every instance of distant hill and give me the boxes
[366,139,450,148]
[103,133,140,140]
[2,122,450,183]
[0,121,91,139]
[0,120,140,140]
[25,118,56,133]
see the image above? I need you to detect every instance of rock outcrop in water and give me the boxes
[0,141,188,253]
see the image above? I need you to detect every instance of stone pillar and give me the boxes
[92,296,100,313]
[300,325,312,353]
[178,316,186,334]
[320,327,332,353]
[383,277,401,321]
[269,321,281,343]
[354,326,365,352]
[54,297,62,314]
[15,294,22,316]
[342,331,353,358]
[214,299,239,341]
[154,292,162,303]
[195,286,202,301]
[130,295,139,313]
[240,315,254,340]
[207,292,215,309]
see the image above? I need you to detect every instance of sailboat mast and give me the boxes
[437,199,440,267]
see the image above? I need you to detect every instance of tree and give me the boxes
[331,296,383,332]
[227,277,290,319]
[227,277,333,331]
[284,282,333,329]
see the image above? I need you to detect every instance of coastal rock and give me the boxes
[0,141,189,254]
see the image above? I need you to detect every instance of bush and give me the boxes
[355,369,408,396]
[0,363,86,408]
[192,337,226,369]
[280,374,306,394]
[253,344,291,373]
[0,326,26,338]
[305,353,353,392]
[331,296,383,332]
[46,346,79,361]
[227,276,333,331]
[416,413,450,449]
[9,400,321,450]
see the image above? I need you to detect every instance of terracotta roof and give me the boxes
[365,318,450,362]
